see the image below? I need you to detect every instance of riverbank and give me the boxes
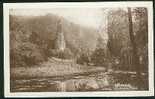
[11,58,106,79]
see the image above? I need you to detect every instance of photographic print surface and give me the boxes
[4,2,154,97]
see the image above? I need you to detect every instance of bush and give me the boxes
[76,53,89,65]
[10,50,26,67]
[49,48,73,59]
[10,42,45,67]
[91,48,106,66]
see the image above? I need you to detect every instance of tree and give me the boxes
[91,37,110,67]
[133,8,148,72]
[107,9,132,70]
[128,7,142,90]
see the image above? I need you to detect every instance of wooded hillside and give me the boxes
[10,14,101,67]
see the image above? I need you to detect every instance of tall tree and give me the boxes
[107,9,132,70]
[133,8,148,72]
[128,7,141,89]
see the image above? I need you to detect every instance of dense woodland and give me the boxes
[10,8,148,73]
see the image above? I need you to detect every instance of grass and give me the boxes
[11,58,105,79]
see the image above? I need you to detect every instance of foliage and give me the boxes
[76,53,90,65]
[132,8,148,71]
[107,8,148,72]
[91,48,106,66]
[49,48,73,59]
[90,37,110,67]
[10,14,99,67]
[107,9,131,58]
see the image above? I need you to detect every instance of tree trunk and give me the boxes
[128,7,141,90]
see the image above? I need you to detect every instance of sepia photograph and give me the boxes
[4,2,154,97]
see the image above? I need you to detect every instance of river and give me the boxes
[10,71,148,92]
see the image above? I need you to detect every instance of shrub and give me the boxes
[49,48,73,59]
[10,42,45,67]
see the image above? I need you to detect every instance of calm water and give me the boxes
[11,72,148,92]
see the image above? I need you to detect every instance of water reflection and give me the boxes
[11,72,148,92]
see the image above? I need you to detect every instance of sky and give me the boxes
[10,8,108,29]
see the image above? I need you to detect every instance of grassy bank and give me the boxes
[11,59,105,79]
